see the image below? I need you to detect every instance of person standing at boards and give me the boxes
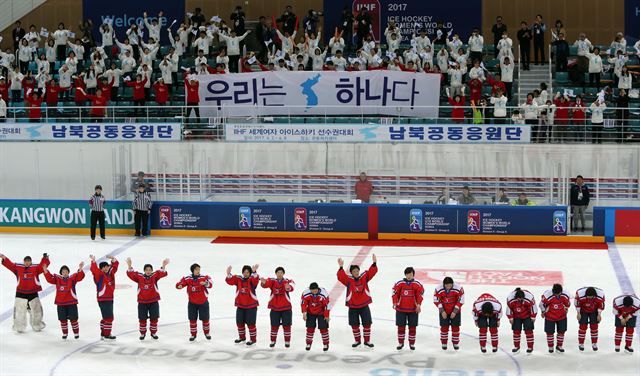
[89,185,106,240]
[133,184,152,237]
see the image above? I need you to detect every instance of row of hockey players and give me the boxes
[1,252,638,353]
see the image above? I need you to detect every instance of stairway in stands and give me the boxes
[517,64,551,103]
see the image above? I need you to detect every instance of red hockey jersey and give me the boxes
[1,255,50,294]
[261,277,295,311]
[506,289,538,319]
[574,287,605,314]
[472,293,503,321]
[612,294,640,319]
[177,274,213,305]
[433,282,465,315]
[127,268,168,304]
[44,269,85,306]
[90,259,119,302]
[540,289,571,321]
[392,278,425,313]
[301,288,331,318]
[226,273,260,309]
[337,263,378,309]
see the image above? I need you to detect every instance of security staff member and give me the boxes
[89,185,106,240]
[133,184,152,237]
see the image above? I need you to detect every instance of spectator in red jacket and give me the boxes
[22,73,36,101]
[45,79,68,118]
[447,87,466,123]
[554,93,571,141]
[25,90,44,122]
[73,76,87,108]
[570,95,586,142]
[467,78,483,104]
[487,73,506,97]
[184,73,200,126]
[97,76,115,102]
[125,74,148,116]
[78,87,108,120]
[0,77,10,102]
[152,79,169,105]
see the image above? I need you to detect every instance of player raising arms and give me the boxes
[301,282,331,351]
[89,254,118,340]
[392,267,424,351]
[574,286,605,351]
[472,293,502,353]
[176,263,213,341]
[261,266,295,348]
[126,257,169,340]
[540,283,571,353]
[612,294,640,353]
[226,264,260,346]
[433,276,465,350]
[0,252,50,333]
[337,253,378,348]
[506,287,537,353]
[42,260,84,339]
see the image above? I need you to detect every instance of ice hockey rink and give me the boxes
[0,234,638,376]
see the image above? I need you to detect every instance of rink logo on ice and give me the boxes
[239,207,252,230]
[294,208,308,231]
[466,210,480,233]
[159,206,172,229]
[415,269,563,286]
[409,209,422,232]
[552,210,567,234]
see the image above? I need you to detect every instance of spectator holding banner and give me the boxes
[355,172,374,203]
[570,175,590,232]
[133,184,152,237]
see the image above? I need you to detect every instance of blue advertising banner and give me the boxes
[323,0,482,44]
[82,0,185,44]
[152,202,369,232]
[625,0,640,42]
[379,205,568,235]
[0,123,181,141]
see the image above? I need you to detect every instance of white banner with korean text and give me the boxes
[224,123,531,143]
[196,71,441,118]
[0,123,181,141]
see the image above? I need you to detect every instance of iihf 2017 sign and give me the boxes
[196,70,441,119]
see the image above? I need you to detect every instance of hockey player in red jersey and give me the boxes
[506,287,538,353]
[540,283,571,353]
[574,286,605,351]
[42,260,84,339]
[337,253,377,348]
[613,294,639,353]
[472,293,502,353]
[433,276,465,350]
[126,257,169,340]
[226,264,260,346]
[0,252,50,333]
[392,267,424,350]
[176,263,213,341]
[89,254,118,340]
[301,282,331,351]
[260,266,295,348]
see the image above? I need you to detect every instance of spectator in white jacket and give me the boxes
[412,29,431,52]
[0,96,6,121]
[386,30,401,52]
[521,93,540,139]
[468,60,485,82]
[159,58,173,86]
[25,25,41,49]
[490,88,508,123]
[64,51,78,74]
[100,22,114,54]
[126,24,142,60]
[45,39,56,64]
[37,54,50,75]
[328,33,345,55]
[468,28,484,63]
[53,23,71,61]
[616,66,635,90]
[608,51,628,87]
[311,47,327,71]
[104,63,123,100]
[17,39,33,74]
[58,65,72,100]
[67,40,85,64]
[447,35,463,55]
[496,31,513,60]
[168,30,186,57]
[573,33,593,75]
[436,48,449,73]
[589,98,606,144]
[275,29,296,54]
[8,67,23,102]
[585,47,603,90]
[499,56,514,100]
[115,37,133,60]
[332,50,348,71]
[120,50,137,76]
[217,30,250,73]
[610,32,626,54]
[447,63,464,97]
[143,11,163,42]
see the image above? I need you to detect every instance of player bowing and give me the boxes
[176,263,213,341]
[42,260,85,339]
[506,287,537,353]
[226,264,260,346]
[433,276,465,350]
[472,293,502,353]
[612,294,639,353]
[261,266,295,348]
[301,282,331,351]
[540,283,571,353]
[574,286,605,351]
[89,254,118,340]
[337,254,378,348]
[126,257,169,340]
[392,267,424,351]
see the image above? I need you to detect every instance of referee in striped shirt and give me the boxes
[133,184,152,237]
[89,185,106,240]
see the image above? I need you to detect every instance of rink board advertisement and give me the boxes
[224,123,531,143]
[0,123,181,141]
[378,205,568,235]
[152,202,369,232]
[323,0,482,43]
[196,70,441,118]
[82,0,185,44]
[0,200,134,229]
